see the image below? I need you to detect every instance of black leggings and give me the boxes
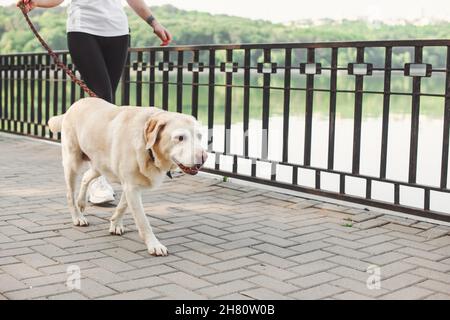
[67,32,129,103]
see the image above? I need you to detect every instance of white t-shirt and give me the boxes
[67,0,129,37]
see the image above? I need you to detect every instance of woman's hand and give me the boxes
[16,0,37,13]
[151,21,173,46]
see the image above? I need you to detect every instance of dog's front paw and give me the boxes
[109,220,124,235]
[73,215,89,227]
[147,241,168,256]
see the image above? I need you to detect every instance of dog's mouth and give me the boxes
[172,159,202,175]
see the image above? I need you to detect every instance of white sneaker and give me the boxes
[88,176,115,204]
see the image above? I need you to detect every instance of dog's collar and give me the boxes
[147,148,173,179]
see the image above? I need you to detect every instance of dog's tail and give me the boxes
[48,115,64,134]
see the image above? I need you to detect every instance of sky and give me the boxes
[1,0,450,23]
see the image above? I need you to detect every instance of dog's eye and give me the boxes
[177,135,185,142]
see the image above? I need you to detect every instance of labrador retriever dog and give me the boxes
[48,97,207,256]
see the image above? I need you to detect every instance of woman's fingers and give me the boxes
[164,29,173,42]
[17,0,34,12]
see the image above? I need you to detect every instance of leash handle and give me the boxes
[18,3,98,98]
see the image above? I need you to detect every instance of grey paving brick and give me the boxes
[247,264,298,280]
[91,257,136,273]
[411,268,450,283]
[160,271,211,290]
[247,274,298,294]
[289,241,332,255]
[1,263,43,280]
[108,276,167,292]
[209,257,258,272]
[56,251,107,264]
[363,252,409,265]
[191,225,229,237]
[78,278,116,299]
[289,260,337,277]
[250,253,297,269]
[382,273,425,291]
[326,255,372,272]
[322,237,366,249]
[353,219,389,230]
[48,291,88,300]
[82,267,127,285]
[0,256,20,266]
[419,227,449,240]
[331,277,389,297]
[381,286,434,300]
[424,293,450,300]
[253,234,296,247]
[289,284,345,299]
[241,288,290,300]
[198,280,255,298]
[375,261,416,278]
[168,260,216,277]
[288,250,335,264]
[120,264,176,280]
[251,243,298,258]
[333,291,375,300]
[219,238,262,250]
[23,273,68,288]
[215,293,253,300]
[100,288,160,300]
[323,245,369,259]
[417,279,450,294]
[404,257,450,272]
[350,212,383,223]
[182,241,223,255]
[212,247,260,260]
[396,247,444,261]
[31,244,70,258]
[358,234,395,245]
[361,242,402,255]
[38,236,78,249]
[155,284,206,299]
[0,273,27,292]
[175,251,220,265]
[328,266,369,282]
[4,284,69,300]
[0,247,33,258]
[289,272,341,289]
[204,269,256,284]
[17,253,58,268]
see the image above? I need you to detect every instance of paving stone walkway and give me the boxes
[1,132,450,300]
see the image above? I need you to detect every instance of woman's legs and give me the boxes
[99,34,130,102]
[67,32,114,102]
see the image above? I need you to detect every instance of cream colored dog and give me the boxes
[48,97,207,256]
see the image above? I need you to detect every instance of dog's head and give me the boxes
[144,111,207,175]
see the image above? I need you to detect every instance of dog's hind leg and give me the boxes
[77,167,100,213]
[109,192,127,235]
[63,154,88,227]
[123,184,168,256]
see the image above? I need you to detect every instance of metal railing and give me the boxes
[1,40,449,221]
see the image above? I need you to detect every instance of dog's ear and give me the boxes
[144,117,166,150]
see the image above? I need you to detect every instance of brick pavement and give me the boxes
[0,132,449,300]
